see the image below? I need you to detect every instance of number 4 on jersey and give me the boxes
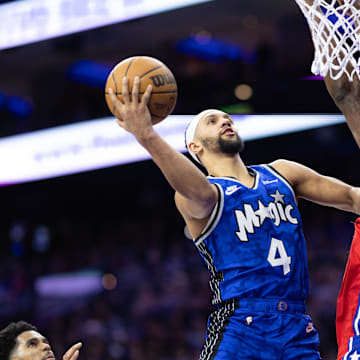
[267,238,291,275]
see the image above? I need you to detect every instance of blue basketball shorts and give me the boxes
[199,298,321,360]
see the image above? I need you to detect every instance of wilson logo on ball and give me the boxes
[149,73,176,87]
[105,56,178,125]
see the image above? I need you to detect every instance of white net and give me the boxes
[295,0,360,81]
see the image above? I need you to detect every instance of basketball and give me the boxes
[105,56,177,125]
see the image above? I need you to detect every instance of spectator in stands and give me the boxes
[0,321,82,360]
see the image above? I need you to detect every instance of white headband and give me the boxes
[185,109,218,163]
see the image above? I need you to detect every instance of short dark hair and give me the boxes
[0,321,37,360]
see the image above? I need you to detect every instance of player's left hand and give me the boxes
[62,342,82,360]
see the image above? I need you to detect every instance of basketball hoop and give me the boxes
[295,0,360,81]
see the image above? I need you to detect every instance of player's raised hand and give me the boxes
[62,342,82,360]
[108,76,154,140]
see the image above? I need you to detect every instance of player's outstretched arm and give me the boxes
[324,75,360,149]
[63,342,82,360]
[108,77,217,220]
[271,159,360,214]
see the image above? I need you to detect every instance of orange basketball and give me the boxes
[105,56,177,125]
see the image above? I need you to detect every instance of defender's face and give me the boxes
[10,331,55,360]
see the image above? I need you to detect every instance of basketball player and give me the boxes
[323,67,360,360]
[0,321,82,360]
[335,218,360,360]
[108,75,360,359]
[304,0,360,356]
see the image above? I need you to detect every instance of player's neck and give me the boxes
[205,154,254,186]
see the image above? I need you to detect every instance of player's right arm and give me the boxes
[108,77,218,220]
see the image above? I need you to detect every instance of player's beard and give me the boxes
[201,133,245,155]
[218,133,245,154]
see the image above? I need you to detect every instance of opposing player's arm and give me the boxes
[108,77,217,220]
[271,159,360,214]
[324,75,360,149]
[299,0,360,147]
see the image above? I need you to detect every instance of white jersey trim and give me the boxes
[262,164,297,203]
[355,303,360,336]
[199,300,237,359]
[343,336,354,360]
[195,183,224,246]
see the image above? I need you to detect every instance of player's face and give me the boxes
[10,331,55,360]
[196,110,244,155]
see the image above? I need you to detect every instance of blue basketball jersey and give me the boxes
[194,164,309,305]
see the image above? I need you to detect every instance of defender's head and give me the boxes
[185,109,244,165]
[0,321,55,360]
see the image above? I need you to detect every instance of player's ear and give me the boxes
[188,141,202,156]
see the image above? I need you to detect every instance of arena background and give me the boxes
[0,0,359,359]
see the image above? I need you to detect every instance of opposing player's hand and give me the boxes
[108,76,153,140]
[62,342,82,360]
